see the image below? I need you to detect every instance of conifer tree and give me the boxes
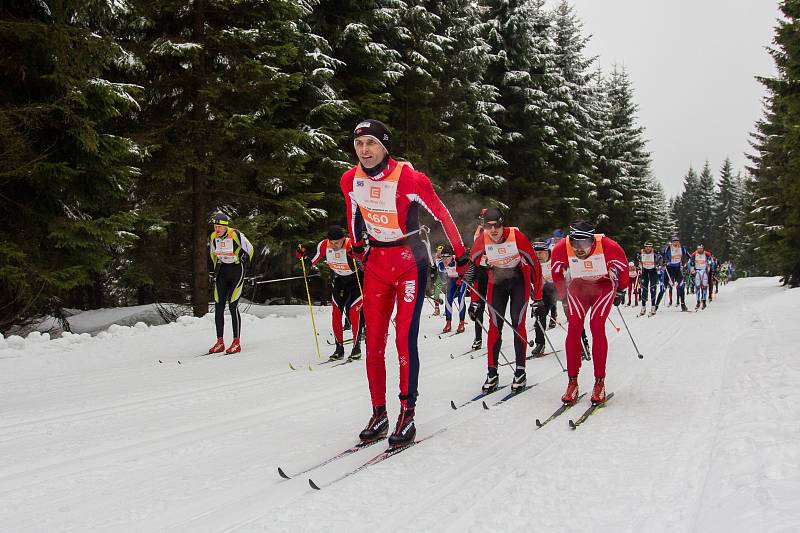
[712,158,742,260]
[695,161,716,248]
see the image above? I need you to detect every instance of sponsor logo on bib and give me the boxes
[370,187,381,199]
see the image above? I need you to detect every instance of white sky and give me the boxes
[553,0,781,196]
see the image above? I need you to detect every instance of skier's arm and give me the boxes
[604,237,630,290]
[309,239,326,268]
[550,240,569,300]
[412,171,465,258]
[341,169,367,253]
[516,230,542,301]
[236,230,254,270]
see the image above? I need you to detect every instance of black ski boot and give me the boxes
[681,303,688,312]
[471,338,482,350]
[701,300,707,310]
[548,317,557,329]
[388,406,416,448]
[511,368,527,392]
[482,367,499,392]
[359,405,388,442]
[329,342,345,361]
[530,343,546,357]
[348,342,362,361]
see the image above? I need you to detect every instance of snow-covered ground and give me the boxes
[1,277,798,532]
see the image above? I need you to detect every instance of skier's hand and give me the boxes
[295,244,306,260]
[468,301,479,321]
[351,242,366,262]
[613,290,625,306]
[455,252,470,267]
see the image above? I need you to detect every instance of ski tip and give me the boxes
[277,467,290,480]
[450,400,457,410]
[308,478,321,490]
[482,400,489,410]
[288,363,296,370]
[535,419,543,428]
[177,360,182,364]
[568,419,577,429]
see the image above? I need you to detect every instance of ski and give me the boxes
[568,392,615,429]
[438,331,464,340]
[277,437,386,480]
[450,384,510,410]
[325,338,354,346]
[450,347,481,359]
[482,383,537,409]
[535,393,587,428]
[500,350,561,366]
[308,428,446,490]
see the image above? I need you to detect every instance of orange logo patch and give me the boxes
[584,260,593,269]
[499,247,507,254]
[370,187,381,199]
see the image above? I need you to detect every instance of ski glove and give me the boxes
[295,244,306,261]
[530,299,543,317]
[613,289,625,307]
[455,252,470,267]
[468,301,480,321]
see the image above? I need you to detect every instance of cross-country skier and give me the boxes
[436,246,467,333]
[551,221,629,405]
[208,212,254,355]
[547,228,565,327]
[627,261,640,306]
[342,119,466,448]
[465,208,543,393]
[689,244,713,310]
[663,236,691,311]
[531,239,557,356]
[297,225,364,361]
[636,241,662,316]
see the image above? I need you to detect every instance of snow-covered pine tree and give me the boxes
[695,161,716,249]
[0,0,142,331]
[674,166,700,246]
[712,158,743,261]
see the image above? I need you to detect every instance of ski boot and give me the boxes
[695,301,700,311]
[548,317,557,329]
[471,338,482,350]
[638,306,647,316]
[482,368,499,392]
[442,320,452,333]
[456,320,466,334]
[648,306,657,317]
[511,368,527,392]
[388,406,416,448]
[681,303,688,312]
[329,342,345,361]
[208,337,225,354]
[226,338,241,355]
[433,302,441,316]
[359,405,389,442]
[530,343,546,357]
[348,342,362,361]
[562,376,579,404]
[591,377,606,405]
[702,300,707,310]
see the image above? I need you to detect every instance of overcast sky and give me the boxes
[553,0,781,197]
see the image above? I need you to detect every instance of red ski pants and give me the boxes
[565,280,615,378]
[362,245,427,409]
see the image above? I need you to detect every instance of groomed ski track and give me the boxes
[1,278,798,532]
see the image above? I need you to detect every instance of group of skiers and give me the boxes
[207,119,734,449]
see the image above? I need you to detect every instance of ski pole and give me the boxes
[298,246,322,361]
[461,278,534,348]
[607,316,621,332]
[473,308,513,367]
[616,306,644,359]
[536,315,566,372]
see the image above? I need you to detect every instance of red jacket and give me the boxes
[550,235,629,299]
[340,157,465,257]
[469,226,543,301]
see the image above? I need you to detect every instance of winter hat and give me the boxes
[483,208,504,224]
[671,235,680,242]
[327,225,346,241]
[553,228,565,238]
[568,220,595,240]
[643,240,653,247]
[533,240,548,251]
[353,119,391,153]
[212,211,231,226]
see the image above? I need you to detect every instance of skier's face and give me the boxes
[535,250,549,263]
[214,224,227,237]
[571,238,593,259]
[329,237,346,250]
[354,136,387,168]
[485,221,503,243]
[644,245,653,253]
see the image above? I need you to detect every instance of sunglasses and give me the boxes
[485,221,503,229]
[570,237,593,250]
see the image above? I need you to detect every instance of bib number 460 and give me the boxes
[367,212,390,225]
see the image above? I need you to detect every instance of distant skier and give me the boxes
[467,212,490,351]
[663,236,691,311]
[636,241,662,316]
[342,119,466,448]
[208,212,254,355]
[627,261,640,307]
[297,225,364,361]
[436,247,467,333]
[551,221,629,405]
[466,208,543,393]
[689,244,713,310]
[531,239,557,357]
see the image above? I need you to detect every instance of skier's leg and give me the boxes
[331,278,345,343]
[363,270,395,409]
[565,287,591,376]
[457,283,467,322]
[487,280,510,369]
[393,264,428,408]
[444,280,456,321]
[588,283,615,379]
[509,270,530,367]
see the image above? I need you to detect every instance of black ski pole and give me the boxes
[616,307,644,359]
[536,315,566,372]
[461,278,535,348]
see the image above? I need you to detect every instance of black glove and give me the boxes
[613,289,625,306]
[455,252,470,267]
[530,299,543,317]
[468,301,480,321]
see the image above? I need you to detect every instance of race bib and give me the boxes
[352,162,406,242]
[641,252,655,269]
[484,228,521,269]
[326,245,354,276]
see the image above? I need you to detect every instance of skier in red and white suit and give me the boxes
[466,208,543,393]
[551,221,629,405]
[342,119,466,447]
[301,225,364,361]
